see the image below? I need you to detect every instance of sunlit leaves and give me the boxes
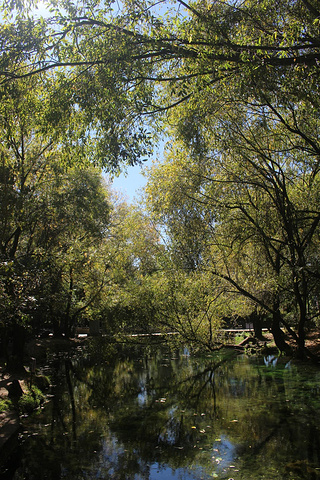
[2,0,320,174]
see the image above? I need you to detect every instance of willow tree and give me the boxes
[1,0,319,164]
[2,0,320,356]
[145,97,320,358]
[0,70,113,365]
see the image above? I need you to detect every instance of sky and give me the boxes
[108,162,150,203]
[108,142,165,203]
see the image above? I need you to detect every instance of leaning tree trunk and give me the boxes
[271,308,292,354]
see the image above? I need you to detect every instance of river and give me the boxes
[6,338,320,479]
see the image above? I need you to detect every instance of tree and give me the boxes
[195,98,320,358]
[145,97,320,357]
[145,149,214,272]
[31,166,111,337]
[1,0,320,149]
[0,1,311,178]
[101,197,163,333]
[0,72,112,363]
[2,0,320,357]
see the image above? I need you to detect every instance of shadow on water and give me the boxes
[6,338,320,479]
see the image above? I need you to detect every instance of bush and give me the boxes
[0,398,13,413]
[18,386,45,414]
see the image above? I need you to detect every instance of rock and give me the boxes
[7,380,23,399]
[0,411,20,462]
[33,374,50,391]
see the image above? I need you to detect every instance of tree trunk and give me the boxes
[63,266,73,337]
[295,272,307,359]
[296,309,307,359]
[9,226,21,258]
[271,311,292,354]
[8,323,26,371]
[251,309,264,339]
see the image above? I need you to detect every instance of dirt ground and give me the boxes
[304,330,320,356]
[0,368,29,430]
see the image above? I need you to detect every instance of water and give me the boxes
[9,340,320,479]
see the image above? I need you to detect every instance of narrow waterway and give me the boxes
[8,340,320,479]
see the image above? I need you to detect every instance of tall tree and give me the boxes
[2,0,320,357]
[0,0,318,173]
[0,72,112,363]
[101,197,163,333]
[1,0,319,148]
[145,99,320,357]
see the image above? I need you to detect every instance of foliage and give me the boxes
[1,0,320,356]
[0,397,13,413]
[18,385,45,414]
[101,198,163,333]
[0,71,114,361]
[145,114,320,354]
[1,0,319,164]
[143,268,224,349]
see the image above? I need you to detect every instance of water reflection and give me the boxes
[11,341,320,480]
[264,355,278,367]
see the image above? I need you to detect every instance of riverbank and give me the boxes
[0,368,27,466]
[0,336,86,465]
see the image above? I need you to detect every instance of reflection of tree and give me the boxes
[19,351,109,479]
[235,366,320,480]
[65,358,77,442]
[104,349,238,473]
[18,343,320,480]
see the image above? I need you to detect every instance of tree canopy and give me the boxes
[1,0,320,360]
[2,0,320,169]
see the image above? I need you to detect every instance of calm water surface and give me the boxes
[9,340,320,479]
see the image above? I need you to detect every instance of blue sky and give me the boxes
[109,142,165,202]
[109,163,149,202]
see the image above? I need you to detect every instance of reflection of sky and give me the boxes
[264,355,278,367]
[138,388,148,406]
[100,435,214,480]
[158,406,179,445]
[101,435,125,465]
[137,373,157,406]
[149,464,183,479]
[91,433,237,480]
[211,435,237,473]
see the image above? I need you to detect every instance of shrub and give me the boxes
[18,386,45,414]
[0,398,13,413]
